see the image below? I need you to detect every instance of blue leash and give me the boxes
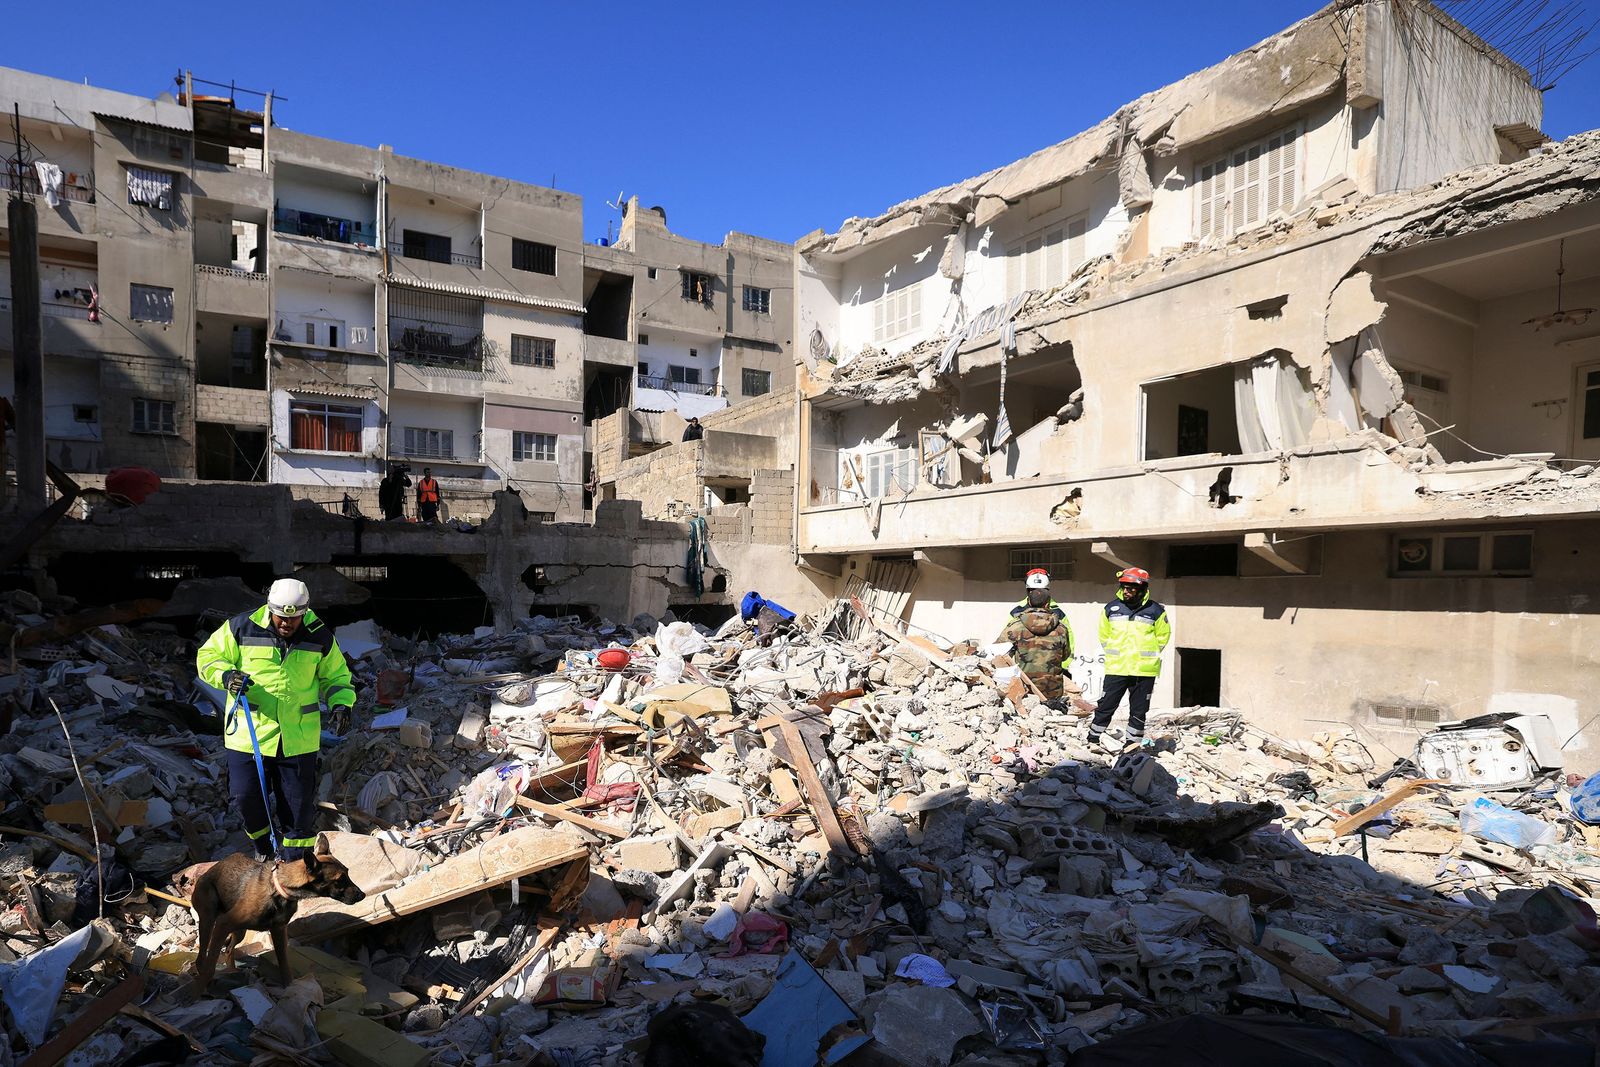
[226,692,280,856]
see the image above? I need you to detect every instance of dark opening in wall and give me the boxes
[1167,542,1240,578]
[317,556,490,637]
[47,552,273,606]
[528,603,597,624]
[669,603,736,628]
[1177,647,1222,707]
[522,565,548,593]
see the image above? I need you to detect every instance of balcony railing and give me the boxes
[390,323,490,373]
[0,296,99,321]
[273,208,378,247]
[396,244,482,268]
[389,442,485,463]
[3,168,95,204]
[196,263,266,281]
[636,374,719,396]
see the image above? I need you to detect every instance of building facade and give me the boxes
[792,2,1600,764]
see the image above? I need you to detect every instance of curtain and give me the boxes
[291,408,326,451]
[328,413,361,452]
[1233,362,1269,453]
[1234,354,1317,452]
[1275,359,1317,449]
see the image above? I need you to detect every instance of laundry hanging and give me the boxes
[126,165,173,210]
[33,161,62,208]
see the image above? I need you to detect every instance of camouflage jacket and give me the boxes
[999,609,1074,699]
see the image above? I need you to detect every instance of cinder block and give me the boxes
[616,833,682,874]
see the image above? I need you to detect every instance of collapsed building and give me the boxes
[792,0,1600,766]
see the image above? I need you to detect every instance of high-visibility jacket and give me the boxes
[1098,591,1171,677]
[1005,598,1073,672]
[197,606,356,758]
[417,478,440,505]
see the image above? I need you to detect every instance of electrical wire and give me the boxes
[47,695,103,920]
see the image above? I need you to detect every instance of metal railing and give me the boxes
[0,296,98,321]
[196,263,266,280]
[389,443,485,463]
[636,374,719,396]
[396,244,482,268]
[389,323,491,372]
[3,168,95,204]
[273,208,378,246]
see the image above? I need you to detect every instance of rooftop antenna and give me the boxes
[603,190,626,244]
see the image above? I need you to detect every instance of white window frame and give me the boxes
[851,446,917,499]
[1006,214,1088,298]
[872,285,922,344]
[289,399,364,453]
[514,431,557,463]
[1194,125,1301,239]
[402,426,454,460]
[1392,530,1533,578]
[131,397,176,435]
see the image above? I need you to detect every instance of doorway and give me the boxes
[1177,647,1222,707]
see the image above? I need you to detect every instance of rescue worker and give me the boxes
[1088,567,1171,750]
[998,568,1080,704]
[416,467,441,524]
[197,578,356,860]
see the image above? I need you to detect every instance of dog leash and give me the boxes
[228,692,281,857]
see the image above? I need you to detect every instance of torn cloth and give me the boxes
[127,165,173,210]
[33,161,62,208]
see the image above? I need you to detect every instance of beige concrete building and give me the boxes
[793,2,1600,765]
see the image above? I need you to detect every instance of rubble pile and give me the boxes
[2,587,1599,1065]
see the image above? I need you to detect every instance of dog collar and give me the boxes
[271,864,290,898]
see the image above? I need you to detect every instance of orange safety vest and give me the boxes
[417,477,439,504]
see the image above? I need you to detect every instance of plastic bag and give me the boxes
[1459,796,1557,849]
[1570,772,1600,825]
[652,622,710,686]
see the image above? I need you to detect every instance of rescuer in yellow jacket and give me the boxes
[197,578,356,859]
[1087,567,1171,751]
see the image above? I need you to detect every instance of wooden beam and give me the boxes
[512,797,628,839]
[20,974,145,1067]
[1332,779,1444,837]
[290,826,588,940]
[774,717,854,860]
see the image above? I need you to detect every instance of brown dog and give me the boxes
[191,854,335,989]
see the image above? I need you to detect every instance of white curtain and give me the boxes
[1275,359,1317,449]
[1234,354,1317,451]
[1233,361,1270,453]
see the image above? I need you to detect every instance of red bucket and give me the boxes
[597,648,631,672]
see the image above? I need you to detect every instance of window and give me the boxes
[681,271,714,306]
[511,335,556,368]
[1583,367,1600,442]
[126,165,174,210]
[402,427,454,459]
[72,404,97,423]
[854,447,917,498]
[647,267,658,280]
[335,565,389,581]
[742,286,772,314]
[1008,546,1073,582]
[131,398,175,435]
[637,361,650,379]
[512,239,557,275]
[531,511,556,522]
[1167,542,1239,578]
[670,365,701,385]
[1006,216,1088,297]
[130,283,174,323]
[1392,531,1533,577]
[1195,126,1299,238]
[401,229,452,264]
[638,333,649,346]
[513,431,557,462]
[741,368,772,397]
[289,399,363,452]
[872,285,922,343]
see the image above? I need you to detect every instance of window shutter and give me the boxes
[1234,144,1264,231]
[1265,130,1297,216]
[1006,240,1021,298]
[1196,159,1227,238]
[904,286,921,333]
[873,294,886,343]
[1043,227,1064,288]
[1067,217,1087,272]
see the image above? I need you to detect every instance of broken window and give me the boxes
[742,286,772,314]
[131,398,175,435]
[402,426,454,459]
[290,400,363,452]
[1194,126,1298,239]
[511,335,556,368]
[1231,354,1316,453]
[130,283,174,323]
[1393,531,1533,577]
[681,271,714,306]
[512,238,557,275]
[1008,546,1073,582]
[872,285,922,344]
[855,447,917,498]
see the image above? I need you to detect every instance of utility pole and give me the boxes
[9,104,46,511]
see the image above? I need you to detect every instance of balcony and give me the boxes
[390,324,491,373]
[273,208,378,248]
[582,334,635,368]
[387,439,485,466]
[394,240,482,269]
[636,374,719,397]
[0,296,102,359]
[195,263,268,318]
[3,167,95,204]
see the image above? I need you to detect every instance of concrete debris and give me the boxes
[0,592,1596,1062]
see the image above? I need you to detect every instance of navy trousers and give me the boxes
[226,749,320,860]
[1089,675,1155,739]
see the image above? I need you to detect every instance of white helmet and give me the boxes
[267,578,310,617]
[1024,567,1050,591]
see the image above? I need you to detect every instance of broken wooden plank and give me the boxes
[290,826,587,940]
[1220,929,1392,1033]
[1332,779,1444,837]
[723,831,799,874]
[19,973,145,1067]
[452,919,562,1019]
[513,797,628,839]
[774,717,853,859]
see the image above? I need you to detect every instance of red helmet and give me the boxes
[1117,566,1151,585]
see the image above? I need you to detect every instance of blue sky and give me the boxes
[6,1,1598,246]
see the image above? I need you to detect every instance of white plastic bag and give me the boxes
[652,622,710,685]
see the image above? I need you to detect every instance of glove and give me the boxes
[223,670,252,696]
[328,706,350,736]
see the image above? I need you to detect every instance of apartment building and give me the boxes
[585,197,795,514]
[793,1,1600,757]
